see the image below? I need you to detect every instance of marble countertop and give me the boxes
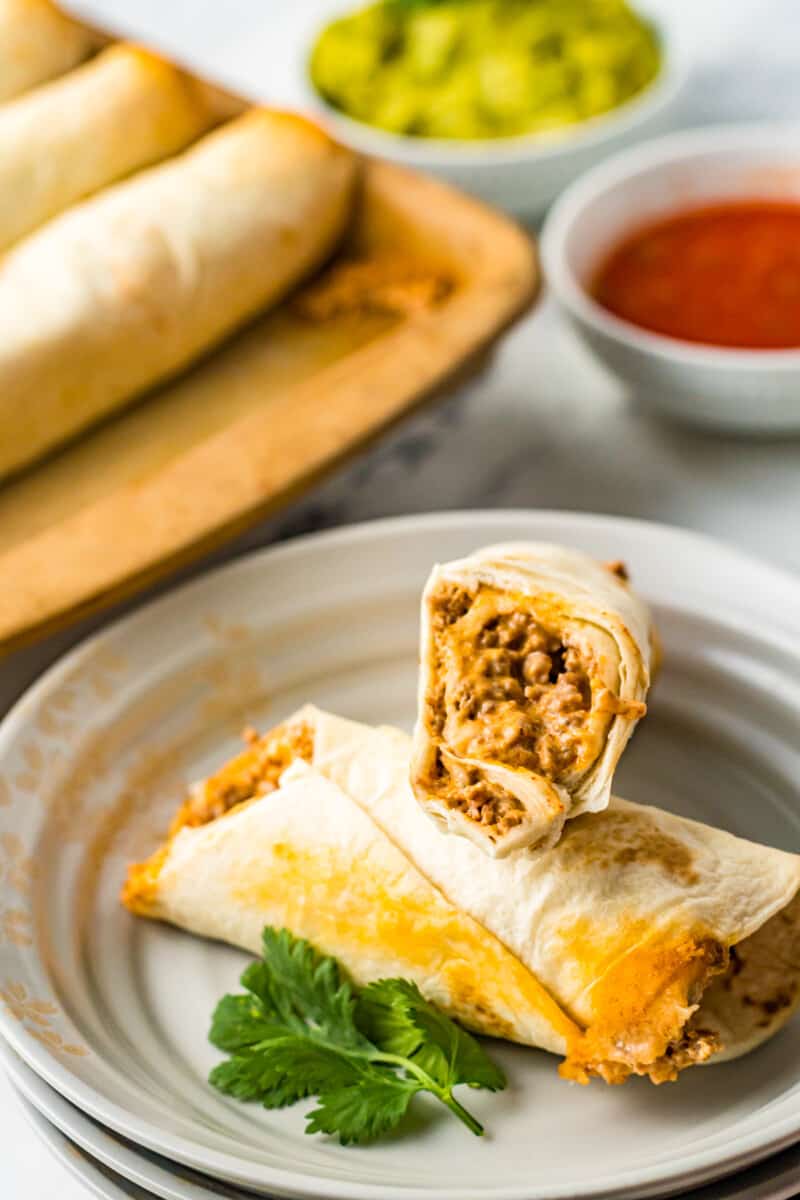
[4,2,800,1196]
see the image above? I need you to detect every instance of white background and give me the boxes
[4,1,800,1195]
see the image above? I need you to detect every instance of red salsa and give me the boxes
[592,201,800,350]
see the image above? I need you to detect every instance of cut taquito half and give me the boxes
[124,758,578,1056]
[123,706,800,1087]
[411,543,655,856]
[0,44,231,252]
[0,0,94,103]
[0,108,357,480]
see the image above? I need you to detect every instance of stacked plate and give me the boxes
[2,512,800,1200]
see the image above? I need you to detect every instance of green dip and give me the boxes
[310,0,661,140]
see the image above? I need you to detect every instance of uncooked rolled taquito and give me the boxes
[0,108,357,480]
[0,45,230,252]
[0,0,94,103]
[123,706,800,1087]
[410,543,654,857]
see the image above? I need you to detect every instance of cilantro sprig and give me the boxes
[209,927,506,1144]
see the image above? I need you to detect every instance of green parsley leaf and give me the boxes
[355,978,427,1058]
[307,1076,422,1145]
[209,994,286,1052]
[208,927,506,1144]
[210,1038,362,1106]
[358,977,507,1091]
[246,927,369,1050]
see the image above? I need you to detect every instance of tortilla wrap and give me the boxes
[0,0,94,103]
[0,45,229,252]
[123,707,800,1086]
[0,108,356,479]
[411,543,654,856]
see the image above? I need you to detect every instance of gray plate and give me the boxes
[1,512,799,1200]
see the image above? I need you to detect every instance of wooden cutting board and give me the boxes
[0,93,538,660]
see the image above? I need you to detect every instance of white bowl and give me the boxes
[260,0,689,217]
[541,123,800,434]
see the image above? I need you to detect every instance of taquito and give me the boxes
[123,707,800,1087]
[411,543,654,856]
[0,0,94,103]
[0,45,229,251]
[0,109,356,479]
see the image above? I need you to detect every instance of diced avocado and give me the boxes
[309,0,661,141]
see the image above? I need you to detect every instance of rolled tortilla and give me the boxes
[0,0,94,103]
[123,706,800,1086]
[0,45,230,252]
[0,108,357,479]
[410,543,654,857]
[124,758,578,1054]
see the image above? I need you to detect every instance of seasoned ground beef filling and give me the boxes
[564,897,800,1085]
[437,756,526,836]
[574,1025,720,1087]
[174,721,314,832]
[562,938,728,1086]
[424,584,606,821]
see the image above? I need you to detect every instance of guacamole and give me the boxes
[310,0,661,141]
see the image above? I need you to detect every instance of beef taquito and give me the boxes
[411,543,654,856]
[0,45,230,252]
[123,707,800,1087]
[0,108,356,479]
[0,0,94,103]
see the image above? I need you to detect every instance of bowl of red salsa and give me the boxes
[541,124,800,432]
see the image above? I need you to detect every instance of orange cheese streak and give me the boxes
[559,922,726,1084]
[229,840,579,1047]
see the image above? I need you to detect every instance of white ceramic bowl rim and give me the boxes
[307,12,688,166]
[541,120,800,369]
